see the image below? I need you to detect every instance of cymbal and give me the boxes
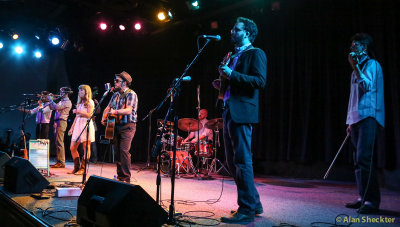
[157,119,174,126]
[205,118,223,130]
[178,118,203,132]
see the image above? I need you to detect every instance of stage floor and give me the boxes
[1,161,400,227]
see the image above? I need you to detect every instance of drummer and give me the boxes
[183,109,213,143]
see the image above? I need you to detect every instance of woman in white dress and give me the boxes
[68,85,95,175]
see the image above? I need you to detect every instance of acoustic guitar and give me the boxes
[102,89,131,139]
[103,106,116,140]
[218,52,232,100]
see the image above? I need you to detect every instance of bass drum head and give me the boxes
[159,152,171,174]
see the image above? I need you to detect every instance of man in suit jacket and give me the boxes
[214,17,267,223]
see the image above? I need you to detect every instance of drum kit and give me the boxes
[158,117,224,176]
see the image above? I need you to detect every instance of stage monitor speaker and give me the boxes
[4,156,49,194]
[0,151,11,181]
[77,175,168,227]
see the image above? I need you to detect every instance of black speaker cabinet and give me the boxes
[4,156,49,194]
[77,175,168,227]
[0,151,11,181]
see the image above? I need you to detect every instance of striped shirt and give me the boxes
[108,88,138,124]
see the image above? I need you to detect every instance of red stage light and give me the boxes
[134,23,142,30]
[99,23,108,30]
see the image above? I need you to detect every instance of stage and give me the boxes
[0,160,399,227]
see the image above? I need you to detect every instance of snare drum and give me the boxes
[179,142,193,151]
[194,140,213,157]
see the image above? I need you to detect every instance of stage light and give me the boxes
[157,10,173,22]
[0,42,3,49]
[14,46,23,54]
[34,51,42,58]
[99,22,108,30]
[35,35,40,40]
[157,12,166,21]
[134,23,142,30]
[12,34,19,40]
[51,37,60,45]
[168,11,173,19]
[186,1,200,10]
[119,24,126,31]
[191,1,200,9]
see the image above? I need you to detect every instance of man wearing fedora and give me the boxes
[102,71,138,183]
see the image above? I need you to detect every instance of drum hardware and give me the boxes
[206,118,229,175]
[157,119,174,126]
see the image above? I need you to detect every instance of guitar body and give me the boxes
[105,116,116,140]
[21,130,28,159]
[102,89,131,140]
[218,52,232,100]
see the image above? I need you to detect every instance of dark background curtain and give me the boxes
[1,0,399,189]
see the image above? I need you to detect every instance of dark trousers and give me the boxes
[36,123,49,139]
[114,123,136,181]
[350,117,380,208]
[223,109,262,215]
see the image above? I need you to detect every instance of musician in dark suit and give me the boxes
[101,71,138,184]
[213,17,266,223]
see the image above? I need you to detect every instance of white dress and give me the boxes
[71,100,95,143]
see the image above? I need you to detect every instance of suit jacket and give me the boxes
[227,46,267,124]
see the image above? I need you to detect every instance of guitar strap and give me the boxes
[115,88,132,123]
[227,46,255,66]
[120,88,132,108]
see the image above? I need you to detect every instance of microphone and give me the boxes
[104,83,111,91]
[349,51,366,57]
[174,76,191,82]
[103,83,114,96]
[22,93,37,96]
[200,35,221,41]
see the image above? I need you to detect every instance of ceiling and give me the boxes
[0,0,260,51]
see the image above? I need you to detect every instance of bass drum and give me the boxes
[159,151,171,174]
[159,151,191,174]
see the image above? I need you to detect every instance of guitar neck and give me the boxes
[218,52,232,100]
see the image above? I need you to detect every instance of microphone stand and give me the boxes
[20,98,30,159]
[149,38,212,225]
[137,107,156,172]
[194,86,202,178]
[75,89,112,184]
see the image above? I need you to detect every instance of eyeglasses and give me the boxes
[351,42,364,47]
[231,27,245,33]
[114,78,123,83]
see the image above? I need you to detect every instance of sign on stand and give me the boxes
[29,139,50,176]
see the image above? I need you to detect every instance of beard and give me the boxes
[231,33,245,45]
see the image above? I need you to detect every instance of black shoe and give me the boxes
[50,162,65,168]
[231,207,263,216]
[358,204,379,214]
[221,212,254,223]
[117,177,130,184]
[345,200,362,209]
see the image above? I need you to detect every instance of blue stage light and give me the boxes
[34,51,42,58]
[14,46,23,54]
[0,42,3,49]
[51,37,60,45]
